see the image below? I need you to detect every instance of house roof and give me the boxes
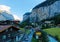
[0,25,19,33]
[33,0,58,9]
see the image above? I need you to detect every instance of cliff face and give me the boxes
[30,0,60,22]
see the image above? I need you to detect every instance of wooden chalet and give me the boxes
[0,25,22,42]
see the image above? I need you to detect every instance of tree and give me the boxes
[20,17,32,28]
[53,14,60,25]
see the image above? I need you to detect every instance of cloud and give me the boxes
[0,5,11,13]
[29,9,32,12]
[12,14,21,21]
[0,5,21,21]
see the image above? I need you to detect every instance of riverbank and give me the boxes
[43,28,60,42]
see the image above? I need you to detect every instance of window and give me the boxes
[16,36,19,41]
[18,30,21,33]
[2,35,6,39]
[8,34,10,37]
[10,28,12,31]
[6,29,8,32]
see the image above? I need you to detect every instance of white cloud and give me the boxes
[12,14,21,21]
[29,9,32,12]
[0,5,11,13]
[0,5,21,21]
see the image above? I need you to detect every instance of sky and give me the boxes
[0,0,45,21]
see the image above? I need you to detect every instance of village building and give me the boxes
[0,25,22,42]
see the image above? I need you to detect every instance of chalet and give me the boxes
[0,25,22,42]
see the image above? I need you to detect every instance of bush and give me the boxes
[42,24,50,29]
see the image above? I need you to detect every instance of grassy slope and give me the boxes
[20,28,25,32]
[20,28,30,34]
[43,28,60,40]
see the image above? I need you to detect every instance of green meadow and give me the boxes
[44,28,60,41]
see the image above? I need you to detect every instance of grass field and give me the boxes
[43,28,60,41]
[20,28,30,34]
[20,28,25,32]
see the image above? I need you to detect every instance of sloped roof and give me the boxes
[0,25,19,33]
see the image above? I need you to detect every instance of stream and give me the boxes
[48,36,58,42]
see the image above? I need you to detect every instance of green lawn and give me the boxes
[43,28,60,41]
[20,28,30,34]
[20,28,25,32]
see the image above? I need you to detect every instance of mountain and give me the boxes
[0,12,20,21]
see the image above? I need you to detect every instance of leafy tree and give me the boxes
[20,18,32,28]
[52,14,60,25]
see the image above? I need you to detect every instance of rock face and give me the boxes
[30,0,60,23]
[0,12,14,21]
[23,12,31,21]
[0,12,20,21]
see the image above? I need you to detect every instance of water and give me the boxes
[22,28,35,42]
[48,36,58,42]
